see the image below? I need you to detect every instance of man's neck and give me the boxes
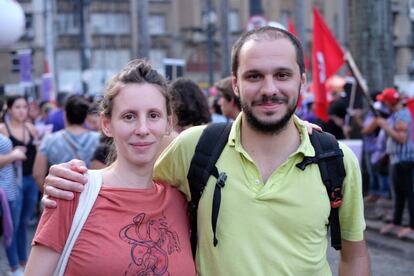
[65,124,87,135]
[239,116,301,182]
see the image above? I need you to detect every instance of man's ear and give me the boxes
[301,72,307,86]
[100,114,113,138]
[232,76,240,97]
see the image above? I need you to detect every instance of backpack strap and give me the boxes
[296,130,346,250]
[187,122,232,257]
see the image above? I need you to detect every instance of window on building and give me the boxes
[92,49,131,70]
[229,10,241,33]
[23,13,34,40]
[56,13,79,35]
[149,14,166,35]
[56,50,80,70]
[91,13,130,34]
[149,49,166,76]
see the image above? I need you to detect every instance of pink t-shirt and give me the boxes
[33,181,196,276]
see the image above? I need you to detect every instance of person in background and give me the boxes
[362,100,390,203]
[169,78,211,133]
[0,133,27,276]
[27,99,40,125]
[45,92,69,133]
[208,95,228,123]
[25,59,195,276]
[33,95,100,191]
[377,88,414,238]
[33,101,54,142]
[215,76,241,120]
[0,95,38,275]
[84,101,101,131]
[324,75,348,139]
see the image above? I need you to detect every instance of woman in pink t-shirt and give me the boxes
[25,60,196,276]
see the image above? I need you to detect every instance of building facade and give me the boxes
[0,0,412,98]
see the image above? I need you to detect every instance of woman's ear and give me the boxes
[100,114,113,138]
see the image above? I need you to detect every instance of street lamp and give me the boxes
[0,0,25,47]
[204,1,217,88]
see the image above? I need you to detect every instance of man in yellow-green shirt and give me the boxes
[154,114,366,275]
[43,26,370,275]
[154,26,369,275]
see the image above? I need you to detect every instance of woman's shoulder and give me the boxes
[25,122,38,137]
[155,181,187,201]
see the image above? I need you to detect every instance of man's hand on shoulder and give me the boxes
[42,159,88,208]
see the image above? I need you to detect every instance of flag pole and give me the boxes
[344,50,378,116]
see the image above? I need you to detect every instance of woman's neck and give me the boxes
[9,118,24,128]
[102,159,155,189]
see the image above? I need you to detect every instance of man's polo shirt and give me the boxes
[154,114,365,276]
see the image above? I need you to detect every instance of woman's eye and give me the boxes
[149,112,161,120]
[123,114,135,121]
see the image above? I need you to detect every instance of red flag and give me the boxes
[287,18,310,71]
[312,7,344,121]
[288,18,297,35]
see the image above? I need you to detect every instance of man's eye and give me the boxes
[246,74,261,81]
[276,72,290,80]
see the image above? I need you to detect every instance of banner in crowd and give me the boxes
[312,7,344,121]
[18,49,32,84]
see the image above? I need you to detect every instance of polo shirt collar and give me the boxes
[228,113,316,158]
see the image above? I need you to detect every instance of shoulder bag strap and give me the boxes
[53,170,102,276]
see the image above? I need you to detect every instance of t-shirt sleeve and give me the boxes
[154,126,205,201]
[338,142,366,241]
[32,193,80,253]
[39,134,52,157]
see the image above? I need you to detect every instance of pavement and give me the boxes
[364,197,414,242]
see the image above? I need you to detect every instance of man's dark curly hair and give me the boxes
[169,78,211,128]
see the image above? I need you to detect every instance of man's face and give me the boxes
[233,37,305,134]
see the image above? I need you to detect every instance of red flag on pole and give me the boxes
[312,6,344,121]
[287,18,296,35]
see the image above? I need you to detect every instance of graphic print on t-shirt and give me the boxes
[119,212,181,275]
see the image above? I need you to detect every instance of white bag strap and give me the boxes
[53,170,102,276]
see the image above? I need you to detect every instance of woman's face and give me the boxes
[10,98,29,123]
[102,83,172,167]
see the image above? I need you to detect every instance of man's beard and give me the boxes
[241,90,299,135]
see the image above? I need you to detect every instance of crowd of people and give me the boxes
[0,24,411,275]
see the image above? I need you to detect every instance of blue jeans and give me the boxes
[6,192,22,270]
[5,175,39,269]
[17,175,39,262]
[365,151,381,196]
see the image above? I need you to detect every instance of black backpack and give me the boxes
[187,122,346,256]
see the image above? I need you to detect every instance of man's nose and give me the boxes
[261,75,278,95]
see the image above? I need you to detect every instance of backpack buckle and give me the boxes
[330,187,343,208]
[216,172,227,188]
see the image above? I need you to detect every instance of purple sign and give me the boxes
[18,49,32,83]
[41,73,53,101]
